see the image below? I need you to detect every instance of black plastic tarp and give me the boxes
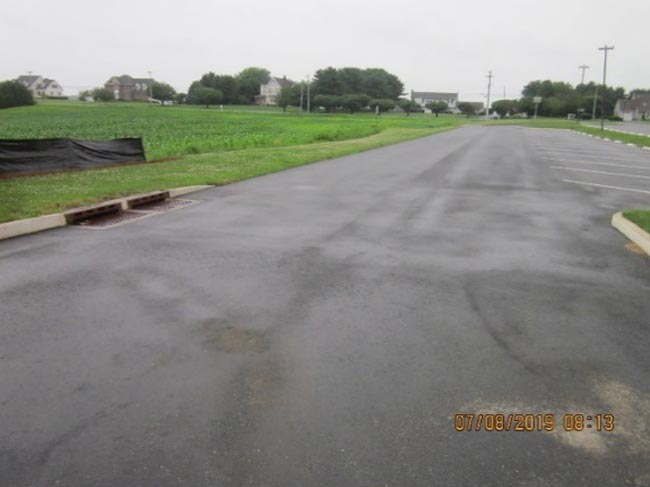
[0,138,146,176]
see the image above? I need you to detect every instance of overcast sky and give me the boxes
[2,0,648,100]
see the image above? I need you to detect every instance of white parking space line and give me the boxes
[561,179,650,195]
[548,160,650,171]
[552,166,650,180]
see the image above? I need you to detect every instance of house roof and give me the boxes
[107,75,152,86]
[41,79,60,89]
[16,75,41,87]
[412,91,458,99]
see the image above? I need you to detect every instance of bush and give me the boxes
[608,116,623,122]
[0,80,35,109]
[46,96,69,100]
[92,87,113,102]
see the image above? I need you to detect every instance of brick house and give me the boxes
[104,75,153,101]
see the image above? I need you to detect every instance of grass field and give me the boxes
[0,101,460,222]
[623,210,650,233]
[0,101,460,160]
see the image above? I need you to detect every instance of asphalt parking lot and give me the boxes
[1,126,650,486]
[584,120,650,136]
[531,128,650,197]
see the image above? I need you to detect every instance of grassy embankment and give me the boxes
[0,102,461,222]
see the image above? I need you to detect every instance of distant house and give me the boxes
[104,75,153,101]
[614,93,650,121]
[16,75,64,97]
[411,90,459,113]
[256,76,294,105]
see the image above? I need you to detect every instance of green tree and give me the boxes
[312,94,342,112]
[78,90,92,102]
[174,93,187,104]
[0,80,35,109]
[91,87,113,102]
[362,68,403,99]
[425,101,448,116]
[200,73,240,104]
[196,87,223,108]
[152,81,176,104]
[276,84,301,111]
[237,67,270,103]
[369,99,396,114]
[458,102,477,118]
[312,67,342,96]
[398,99,419,116]
[341,94,370,113]
[491,99,519,117]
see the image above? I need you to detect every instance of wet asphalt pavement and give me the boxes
[1,126,650,486]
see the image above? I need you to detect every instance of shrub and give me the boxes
[0,81,35,109]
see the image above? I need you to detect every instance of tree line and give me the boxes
[491,80,627,119]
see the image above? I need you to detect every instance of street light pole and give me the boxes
[306,75,311,113]
[598,45,614,130]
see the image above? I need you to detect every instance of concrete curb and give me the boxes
[0,185,215,242]
[571,129,650,150]
[0,214,67,241]
[612,212,650,257]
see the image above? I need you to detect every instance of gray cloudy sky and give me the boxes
[2,0,648,101]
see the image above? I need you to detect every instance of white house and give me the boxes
[16,75,64,97]
[256,76,294,105]
[411,90,459,113]
[614,93,650,121]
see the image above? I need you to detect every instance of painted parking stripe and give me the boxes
[552,166,650,180]
[561,180,650,195]
[549,160,650,170]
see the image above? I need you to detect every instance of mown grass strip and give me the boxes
[623,210,650,233]
[0,126,453,223]
[573,126,650,148]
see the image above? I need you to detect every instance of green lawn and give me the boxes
[623,210,650,233]
[0,126,454,223]
[0,101,459,159]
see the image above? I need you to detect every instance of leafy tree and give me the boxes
[491,99,519,117]
[369,99,396,113]
[458,102,477,118]
[398,99,420,116]
[237,67,270,103]
[341,94,370,113]
[313,67,342,96]
[362,68,403,100]
[338,67,364,94]
[312,94,342,112]
[197,87,223,108]
[174,93,187,104]
[78,90,92,101]
[152,81,176,104]
[0,80,35,109]
[92,87,113,102]
[200,73,240,104]
[276,84,301,111]
[425,101,448,116]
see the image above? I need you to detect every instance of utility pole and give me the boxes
[591,85,599,120]
[148,71,153,103]
[485,70,493,120]
[305,75,311,113]
[578,64,589,85]
[598,45,614,130]
[299,82,304,113]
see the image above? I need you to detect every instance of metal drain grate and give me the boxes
[74,198,198,229]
